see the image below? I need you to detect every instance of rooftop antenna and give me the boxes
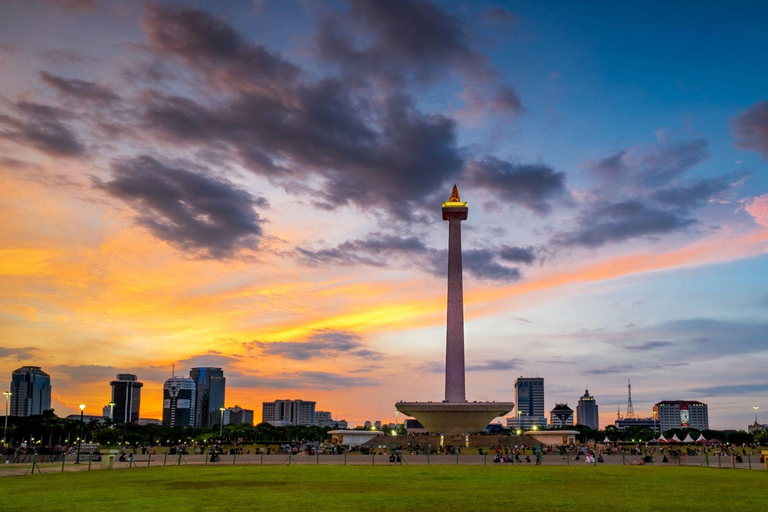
[172,363,175,378]
[626,378,635,420]
[617,405,623,420]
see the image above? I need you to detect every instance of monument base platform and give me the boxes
[395,401,514,436]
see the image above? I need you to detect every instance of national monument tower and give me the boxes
[395,186,514,436]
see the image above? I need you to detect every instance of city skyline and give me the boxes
[1,1,767,429]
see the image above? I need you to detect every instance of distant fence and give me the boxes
[1,451,764,476]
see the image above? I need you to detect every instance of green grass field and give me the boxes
[0,465,765,511]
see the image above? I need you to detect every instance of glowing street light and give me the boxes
[219,408,226,438]
[754,406,759,423]
[75,404,86,464]
[3,391,11,446]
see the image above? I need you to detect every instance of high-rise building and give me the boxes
[653,400,708,432]
[223,405,254,425]
[162,377,196,427]
[576,389,599,430]
[189,368,225,427]
[110,374,143,424]
[550,403,574,427]
[262,399,316,426]
[514,377,546,428]
[10,366,51,416]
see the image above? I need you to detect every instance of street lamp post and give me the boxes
[754,406,759,424]
[219,408,226,438]
[75,404,85,464]
[653,410,658,435]
[517,411,522,430]
[3,391,11,446]
[109,402,115,425]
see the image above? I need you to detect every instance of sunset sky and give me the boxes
[1,0,767,429]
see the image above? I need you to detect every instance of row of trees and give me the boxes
[567,424,760,445]
[4,411,766,448]
[1,410,335,448]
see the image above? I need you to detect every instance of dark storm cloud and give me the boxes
[0,101,84,157]
[315,0,523,117]
[651,174,740,209]
[465,157,568,213]
[688,383,768,396]
[466,358,525,371]
[621,341,673,351]
[421,358,524,373]
[556,200,696,248]
[177,353,240,369]
[298,232,524,282]
[587,138,708,188]
[250,329,381,361]
[462,249,522,281]
[95,156,267,258]
[143,4,300,95]
[498,245,536,264]
[296,232,429,267]
[137,77,463,217]
[481,8,517,23]
[731,101,768,159]
[52,364,120,383]
[0,346,37,360]
[53,364,171,383]
[583,364,634,375]
[228,371,378,389]
[319,0,486,81]
[40,71,119,103]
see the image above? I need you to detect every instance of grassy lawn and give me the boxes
[0,465,765,511]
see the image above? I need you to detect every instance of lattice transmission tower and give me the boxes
[626,378,635,419]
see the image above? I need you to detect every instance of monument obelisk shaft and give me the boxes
[443,185,468,403]
[394,186,514,435]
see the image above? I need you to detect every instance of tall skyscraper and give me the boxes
[10,366,51,416]
[262,399,316,426]
[162,377,196,427]
[576,389,599,430]
[110,374,143,424]
[514,377,546,428]
[189,367,225,427]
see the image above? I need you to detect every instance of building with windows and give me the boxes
[162,376,196,427]
[189,368,225,427]
[10,366,51,417]
[223,405,254,425]
[513,377,546,428]
[314,410,347,428]
[110,374,143,424]
[262,399,316,426]
[550,403,574,427]
[653,400,708,432]
[576,389,599,430]
[614,417,659,433]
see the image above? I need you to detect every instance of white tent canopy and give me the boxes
[603,437,611,443]
[671,434,682,442]
[658,434,668,443]
[695,434,707,443]
[682,434,695,443]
